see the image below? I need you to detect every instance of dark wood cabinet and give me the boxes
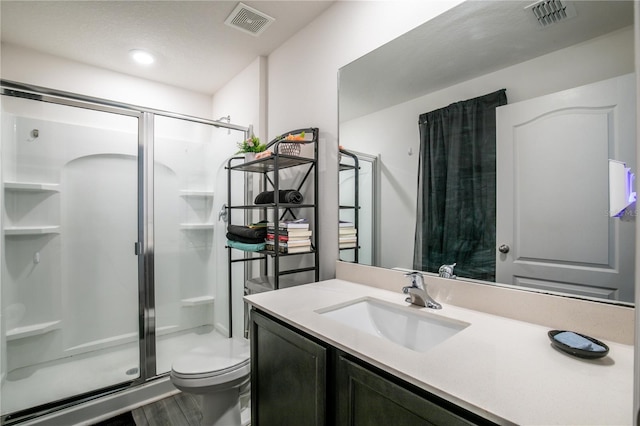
[251,310,327,426]
[250,309,493,426]
[336,354,477,426]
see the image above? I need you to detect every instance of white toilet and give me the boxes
[170,337,251,426]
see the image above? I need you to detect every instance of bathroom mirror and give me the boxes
[338,0,636,304]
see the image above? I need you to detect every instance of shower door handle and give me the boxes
[218,204,228,222]
[134,242,143,255]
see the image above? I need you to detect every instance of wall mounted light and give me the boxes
[129,49,155,65]
[609,159,636,218]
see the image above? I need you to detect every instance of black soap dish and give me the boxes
[548,330,609,359]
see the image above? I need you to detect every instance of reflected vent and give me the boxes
[225,2,275,37]
[526,0,577,27]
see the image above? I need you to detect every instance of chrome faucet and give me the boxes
[438,263,457,279]
[402,271,442,309]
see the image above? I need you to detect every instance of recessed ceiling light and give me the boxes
[130,49,155,65]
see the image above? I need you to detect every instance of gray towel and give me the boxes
[254,190,303,204]
[227,225,267,242]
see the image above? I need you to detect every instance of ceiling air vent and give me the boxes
[225,2,275,37]
[525,0,577,27]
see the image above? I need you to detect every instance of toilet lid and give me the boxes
[172,337,250,377]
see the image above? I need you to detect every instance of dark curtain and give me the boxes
[413,89,507,281]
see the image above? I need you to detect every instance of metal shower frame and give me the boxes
[0,79,250,423]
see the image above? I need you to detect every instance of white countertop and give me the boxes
[245,279,634,425]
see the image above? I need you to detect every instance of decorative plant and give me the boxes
[236,136,266,154]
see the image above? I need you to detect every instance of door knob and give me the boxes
[498,244,510,254]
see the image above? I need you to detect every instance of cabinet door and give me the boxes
[336,354,478,426]
[251,310,327,426]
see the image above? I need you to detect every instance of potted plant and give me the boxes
[237,136,266,162]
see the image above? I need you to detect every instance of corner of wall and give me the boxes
[258,56,268,143]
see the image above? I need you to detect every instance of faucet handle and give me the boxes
[404,271,424,288]
[438,263,457,279]
[404,271,423,278]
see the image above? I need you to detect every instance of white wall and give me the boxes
[210,57,267,338]
[1,43,212,118]
[212,56,266,142]
[340,27,634,270]
[265,0,464,280]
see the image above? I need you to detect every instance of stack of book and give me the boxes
[339,220,357,249]
[266,219,312,254]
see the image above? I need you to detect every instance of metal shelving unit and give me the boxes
[226,128,320,310]
[339,148,359,262]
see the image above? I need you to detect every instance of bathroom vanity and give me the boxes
[245,263,634,425]
[251,308,488,425]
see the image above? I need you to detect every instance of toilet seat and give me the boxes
[171,338,250,392]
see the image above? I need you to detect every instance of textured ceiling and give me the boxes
[1,0,335,95]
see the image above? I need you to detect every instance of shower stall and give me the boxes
[0,81,249,423]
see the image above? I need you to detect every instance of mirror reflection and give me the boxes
[338,0,635,304]
[339,149,378,265]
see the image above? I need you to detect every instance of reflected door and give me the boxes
[496,74,636,302]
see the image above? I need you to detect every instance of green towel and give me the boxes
[227,240,265,252]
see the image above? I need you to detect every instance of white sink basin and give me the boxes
[318,298,469,352]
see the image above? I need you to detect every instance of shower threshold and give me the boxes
[2,327,226,416]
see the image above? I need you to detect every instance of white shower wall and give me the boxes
[4,109,139,373]
[2,101,234,379]
[153,116,228,343]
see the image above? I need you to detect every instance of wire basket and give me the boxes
[278,142,301,156]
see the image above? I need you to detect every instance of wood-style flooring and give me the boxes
[93,393,202,426]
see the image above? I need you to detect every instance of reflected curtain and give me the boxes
[413,89,507,281]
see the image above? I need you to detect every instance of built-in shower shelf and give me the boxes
[179,223,215,230]
[4,226,61,236]
[181,295,215,306]
[4,181,60,192]
[7,320,61,341]
[180,190,214,197]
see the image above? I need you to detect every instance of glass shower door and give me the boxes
[153,115,245,374]
[1,96,141,417]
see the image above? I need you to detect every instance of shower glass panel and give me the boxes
[1,96,141,415]
[153,116,245,373]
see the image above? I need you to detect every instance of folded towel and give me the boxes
[226,232,265,244]
[227,240,266,252]
[227,224,267,241]
[254,190,303,205]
